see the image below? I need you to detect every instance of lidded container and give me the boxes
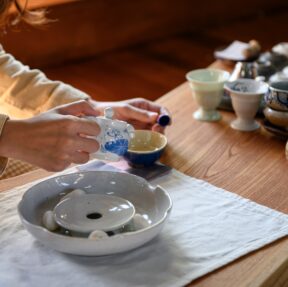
[88,107,134,161]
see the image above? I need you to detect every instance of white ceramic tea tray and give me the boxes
[18,171,172,256]
[54,194,135,233]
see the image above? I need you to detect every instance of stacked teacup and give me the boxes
[263,81,288,130]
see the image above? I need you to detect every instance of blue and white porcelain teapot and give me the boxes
[87,107,134,161]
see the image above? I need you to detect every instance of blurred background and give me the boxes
[1,0,288,102]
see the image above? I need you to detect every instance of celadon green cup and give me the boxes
[186,69,230,121]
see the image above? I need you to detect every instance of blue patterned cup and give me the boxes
[265,81,288,111]
[124,130,167,167]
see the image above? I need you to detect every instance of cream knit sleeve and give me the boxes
[0,45,90,119]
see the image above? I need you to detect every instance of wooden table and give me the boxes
[1,61,288,287]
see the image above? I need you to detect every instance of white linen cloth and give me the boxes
[0,164,288,287]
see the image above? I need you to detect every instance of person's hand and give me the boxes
[90,98,171,133]
[0,100,101,171]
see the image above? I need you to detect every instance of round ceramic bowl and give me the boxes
[18,171,172,256]
[264,81,288,111]
[124,130,167,167]
[263,107,288,127]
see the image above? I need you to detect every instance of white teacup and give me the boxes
[186,69,230,121]
[87,108,134,161]
[225,79,269,131]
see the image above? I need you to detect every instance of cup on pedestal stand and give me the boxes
[224,79,269,131]
[186,69,230,121]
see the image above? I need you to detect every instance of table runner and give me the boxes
[0,161,287,287]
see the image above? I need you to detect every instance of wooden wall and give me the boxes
[1,0,288,68]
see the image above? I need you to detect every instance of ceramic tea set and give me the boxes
[186,42,288,138]
[18,107,171,255]
[186,68,268,131]
[86,107,168,166]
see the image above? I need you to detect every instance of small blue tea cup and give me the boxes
[124,130,167,167]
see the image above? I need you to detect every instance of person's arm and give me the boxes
[0,46,171,133]
[0,45,90,119]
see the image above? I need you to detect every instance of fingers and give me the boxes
[58,100,100,117]
[50,119,100,168]
[143,100,168,115]
[126,119,153,130]
[129,121,165,134]
[58,130,99,155]
[53,151,90,170]
[128,98,172,125]
[146,102,172,125]
[72,117,101,137]
[152,124,165,134]
[52,138,98,170]
[122,104,158,124]
[72,136,100,153]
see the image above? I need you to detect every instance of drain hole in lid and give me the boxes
[86,212,102,219]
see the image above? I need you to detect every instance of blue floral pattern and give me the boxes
[265,89,288,110]
[230,82,249,93]
[100,123,132,156]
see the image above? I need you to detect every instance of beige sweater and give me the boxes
[0,45,90,119]
[0,45,91,174]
